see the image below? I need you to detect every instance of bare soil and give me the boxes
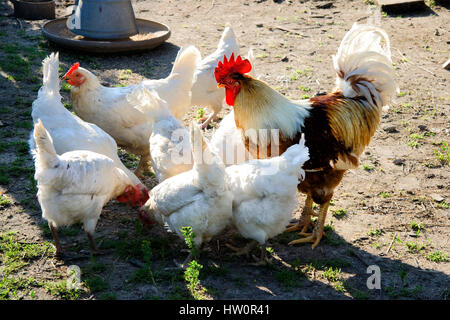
[0,0,449,300]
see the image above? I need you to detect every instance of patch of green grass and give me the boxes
[349,287,370,300]
[426,251,448,263]
[196,108,205,120]
[44,280,83,300]
[361,163,374,171]
[14,120,33,129]
[436,201,449,209]
[0,276,39,300]
[0,54,31,78]
[380,192,391,199]
[405,241,425,254]
[84,275,109,293]
[407,133,424,148]
[324,232,346,246]
[298,85,311,92]
[410,221,423,236]
[385,284,422,299]
[322,267,347,292]
[274,268,304,290]
[0,232,54,274]
[0,195,12,207]
[367,228,382,237]
[433,141,449,165]
[332,208,347,219]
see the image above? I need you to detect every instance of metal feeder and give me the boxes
[41,0,171,54]
[67,0,138,40]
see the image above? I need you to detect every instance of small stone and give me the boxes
[256,23,264,28]
[393,159,405,166]
[418,125,427,131]
[426,174,435,179]
[383,125,398,133]
[316,2,334,9]
[430,193,445,203]
[281,56,289,62]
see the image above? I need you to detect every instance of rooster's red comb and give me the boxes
[214,53,252,83]
[64,62,80,77]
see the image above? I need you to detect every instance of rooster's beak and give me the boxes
[217,83,226,89]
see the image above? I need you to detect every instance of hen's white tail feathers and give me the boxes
[165,46,201,118]
[33,120,59,169]
[170,45,201,80]
[280,135,310,180]
[127,85,171,123]
[218,26,238,50]
[40,52,61,98]
[246,48,257,78]
[333,23,398,109]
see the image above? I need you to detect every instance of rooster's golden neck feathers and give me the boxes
[233,77,310,141]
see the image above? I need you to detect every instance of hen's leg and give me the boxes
[135,154,150,178]
[288,201,329,249]
[49,222,62,256]
[200,111,218,129]
[250,244,273,266]
[285,194,313,233]
[87,233,98,254]
[226,240,258,258]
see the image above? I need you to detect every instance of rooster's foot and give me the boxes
[288,230,325,249]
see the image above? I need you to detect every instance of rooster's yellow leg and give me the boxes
[288,201,329,249]
[285,195,313,233]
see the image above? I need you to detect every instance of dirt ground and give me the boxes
[0,0,449,301]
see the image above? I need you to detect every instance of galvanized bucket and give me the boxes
[67,0,139,40]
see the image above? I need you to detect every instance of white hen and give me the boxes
[139,123,232,263]
[29,52,142,188]
[190,27,244,129]
[33,120,148,255]
[130,87,192,182]
[225,136,309,263]
[63,46,201,176]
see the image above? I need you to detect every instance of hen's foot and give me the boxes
[250,246,273,266]
[226,241,257,258]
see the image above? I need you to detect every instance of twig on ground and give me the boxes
[386,232,397,254]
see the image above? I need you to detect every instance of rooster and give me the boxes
[32,120,149,255]
[214,23,398,248]
[62,46,200,176]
